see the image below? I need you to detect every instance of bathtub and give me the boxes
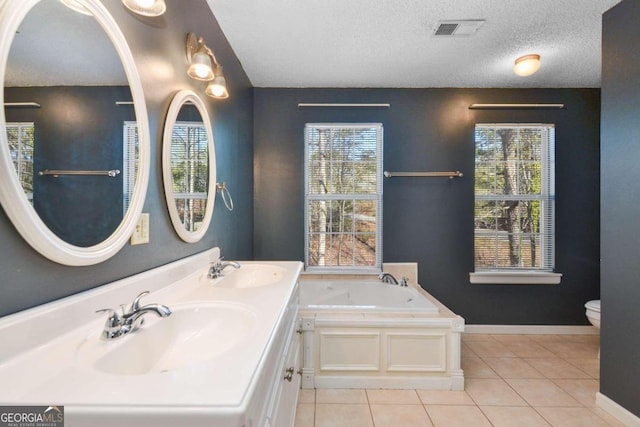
[300,280,439,313]
[299,279,465,390]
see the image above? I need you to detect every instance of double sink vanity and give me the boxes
[0,248,303,427]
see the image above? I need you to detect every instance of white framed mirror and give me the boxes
[162,90,216,243]
[0,0,150,265]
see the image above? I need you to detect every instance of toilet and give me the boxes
[585,300,601,329]
[585,299,601,358]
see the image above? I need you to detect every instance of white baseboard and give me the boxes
[464,324,599,335]
[596,392,640,427]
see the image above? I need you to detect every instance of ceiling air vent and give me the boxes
[433,20,485,37]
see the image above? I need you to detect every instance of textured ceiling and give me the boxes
[206,0,622,88]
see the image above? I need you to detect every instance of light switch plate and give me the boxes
[130,213,149,245]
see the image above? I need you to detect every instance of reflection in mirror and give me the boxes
[0,0,150,265]
[163,91,216,243]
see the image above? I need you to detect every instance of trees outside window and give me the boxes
[6,122,34,203]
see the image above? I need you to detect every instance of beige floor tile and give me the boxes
[538,341,600,358]
[590,408,629,427]
[536,407,611,427]
[490,334,534,343]
[299,389,316,403]
[480,406,552,427]
[462,357,500,378]
[465,378,528,406]
[560,334,600,344]
[529,334,575,343]
[483,357,545,379]
[553,379,599,407]
[425,404,492,427]
[315,403,373,427]
[366,389,421,404]
[524,357,592,379]
[503,341,558,358]
[564,358,600,379]
[316,389,368,404]
[462,333,497,342]
[505,379,581,407]
[465,340,517,357]
[295,403,315,427]
[416,389,475,405]
[370,404,433,427]
[461,342,478,357]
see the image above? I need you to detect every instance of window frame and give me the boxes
[304,123,384,274]
[470,123,561,285]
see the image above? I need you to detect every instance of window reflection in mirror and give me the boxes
[171,104,209,232]
[3,0,136,247]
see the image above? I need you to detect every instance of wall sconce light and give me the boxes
[186,33,229,99]
[122,0,166,17]
[513,54,541,77]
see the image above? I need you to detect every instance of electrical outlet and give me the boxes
[130,213,149,245]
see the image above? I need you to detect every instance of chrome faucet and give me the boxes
[378,272,399,285]
[208,257,241,279]
[96,291,171,340]
[378,272,410,287]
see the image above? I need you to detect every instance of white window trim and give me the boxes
[470,271,562,285]
[304,123,383,274]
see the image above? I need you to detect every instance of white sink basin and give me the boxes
[214,264,286,288]
[76,302,258,375]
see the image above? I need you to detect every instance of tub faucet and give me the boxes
[208,258,241,278]
[378,272,399,285]
[96,291,171,340]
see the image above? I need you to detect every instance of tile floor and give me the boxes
[294,333,626,427]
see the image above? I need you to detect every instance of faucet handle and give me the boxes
[96,308,122,326]
[130,291,150,312]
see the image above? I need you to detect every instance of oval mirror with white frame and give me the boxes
[162,90,216,242]
[0,0,150,266]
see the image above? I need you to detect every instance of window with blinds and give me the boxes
[304,123,383,272]
[6,122,35,203]
[123,121,139,215]
[170,122,209,232]
[474,124,555,271]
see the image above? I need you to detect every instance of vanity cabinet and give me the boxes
[0,249,304,427]
[246,282,301,427]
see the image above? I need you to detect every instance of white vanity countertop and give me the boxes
[0,248,303,423]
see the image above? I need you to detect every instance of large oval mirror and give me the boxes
[0,0,150,265]
[162,90,216,242]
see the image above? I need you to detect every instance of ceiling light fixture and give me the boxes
[513,54,541,77]
[186,33,229,99]
[122,0,166,17]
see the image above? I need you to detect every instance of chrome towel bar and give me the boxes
[38,169,121,178]
[383,171,463,179]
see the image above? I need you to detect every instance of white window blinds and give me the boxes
[123,121,139,215]
[474,124,555,271]
[304,123,383,272]
[6,122,34,203]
